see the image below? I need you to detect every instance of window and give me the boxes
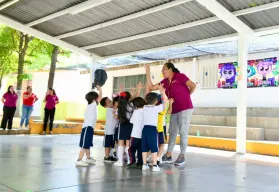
[113,74,147,97]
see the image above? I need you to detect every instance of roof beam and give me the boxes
[26,0,113,27]
[195,0,254,34]
[0,0,19,10]
[56,0,193,39]
[82,1,279,50]
[103,25,279,59]
[0,14,101,59]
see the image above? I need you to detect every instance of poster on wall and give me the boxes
[218,62,238,88]
[217,57,279,88]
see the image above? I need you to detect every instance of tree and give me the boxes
[0,26,17,89]
[46,45,70,88]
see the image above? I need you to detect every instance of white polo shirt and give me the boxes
[104,108,117,135]
[130,108,144,138]
[83,102,97,128]
[143,104,163,126]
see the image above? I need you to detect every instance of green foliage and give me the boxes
[0,26,17,79]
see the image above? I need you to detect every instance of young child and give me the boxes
[100,97,118,162]
[128,97,146,169]
[112,96,119,157]
[157,95,174,164]
[142,84,167,172]
[114,83,143,167]
[76,86,102,167]
[114,91,134,167]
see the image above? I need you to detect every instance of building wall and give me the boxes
[103,51,279,108]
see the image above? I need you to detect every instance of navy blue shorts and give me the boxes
[158,131,166,145]
[79,126,94,149]
[104,134,115,148]
[141,125,158,153]
[119,122,132,141]
[114,126,119,142]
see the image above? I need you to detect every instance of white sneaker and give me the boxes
[152,165,160,172]
[86,158,96,165]
[114,160,123,167]
[142,164,149,171]
[75,160,89,167]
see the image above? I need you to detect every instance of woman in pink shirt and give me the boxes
[42,88,59,135]
[145,63,196,166]
[1,85,18,130]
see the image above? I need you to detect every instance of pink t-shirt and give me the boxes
[3,92,18,107]
[45,95,59,110]
[161,73,193,114]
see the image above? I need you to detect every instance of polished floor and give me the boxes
[0,135,278,192]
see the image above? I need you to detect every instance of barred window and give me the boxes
[113,74,147,97]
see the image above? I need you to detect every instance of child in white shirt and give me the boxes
[75,86,102,167]
[100,97,118,162]
[142,84,167,172]
[128,97,146,169]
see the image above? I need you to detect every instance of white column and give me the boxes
[236,34,249,154]
[89,59,96,91]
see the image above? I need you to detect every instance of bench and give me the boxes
[29,120,104,134]
[189,124,264,140]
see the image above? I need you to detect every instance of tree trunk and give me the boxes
[15,33,33,117]
[47,46,59,88]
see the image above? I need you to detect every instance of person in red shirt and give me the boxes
[20,86,38,129]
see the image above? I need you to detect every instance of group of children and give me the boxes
[75,83,173,172]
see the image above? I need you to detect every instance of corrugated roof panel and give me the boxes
[216,0,278,12]
[0,0,86,23]
[238,7,279,29]
[62,1,216,46]
[89,21,236,57]
[35,0,170,36]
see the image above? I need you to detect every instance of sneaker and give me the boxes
[49,131,53,135]
[104,156,112,162]
[75,160,89,167]
[42,131,46,135]
[152,165,160,172]
[104,156,117,162]
[114,160,123,167]
[128,163,137,169]
[110,156,118,162]
[161,154,172,164]
[174,154,185,166]
[86,158,96,165]
[142,164,149,171]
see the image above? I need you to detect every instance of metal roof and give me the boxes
[0,0,279,60]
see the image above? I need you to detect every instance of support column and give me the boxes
[89,59,96,91]
[236,34,249,154]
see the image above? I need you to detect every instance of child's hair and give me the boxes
[145,92,159,105]
[156,93,163,106]
[100,97,108,107]
[85,91,99,104]
[112,96,119,106]
[118,92,133,124]
[132,97,146,109]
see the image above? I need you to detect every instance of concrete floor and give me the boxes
[0,135,278,192]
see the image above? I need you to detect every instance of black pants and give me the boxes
[1,106,16,130]
[128,137,143,165]
[43,108,55,131]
